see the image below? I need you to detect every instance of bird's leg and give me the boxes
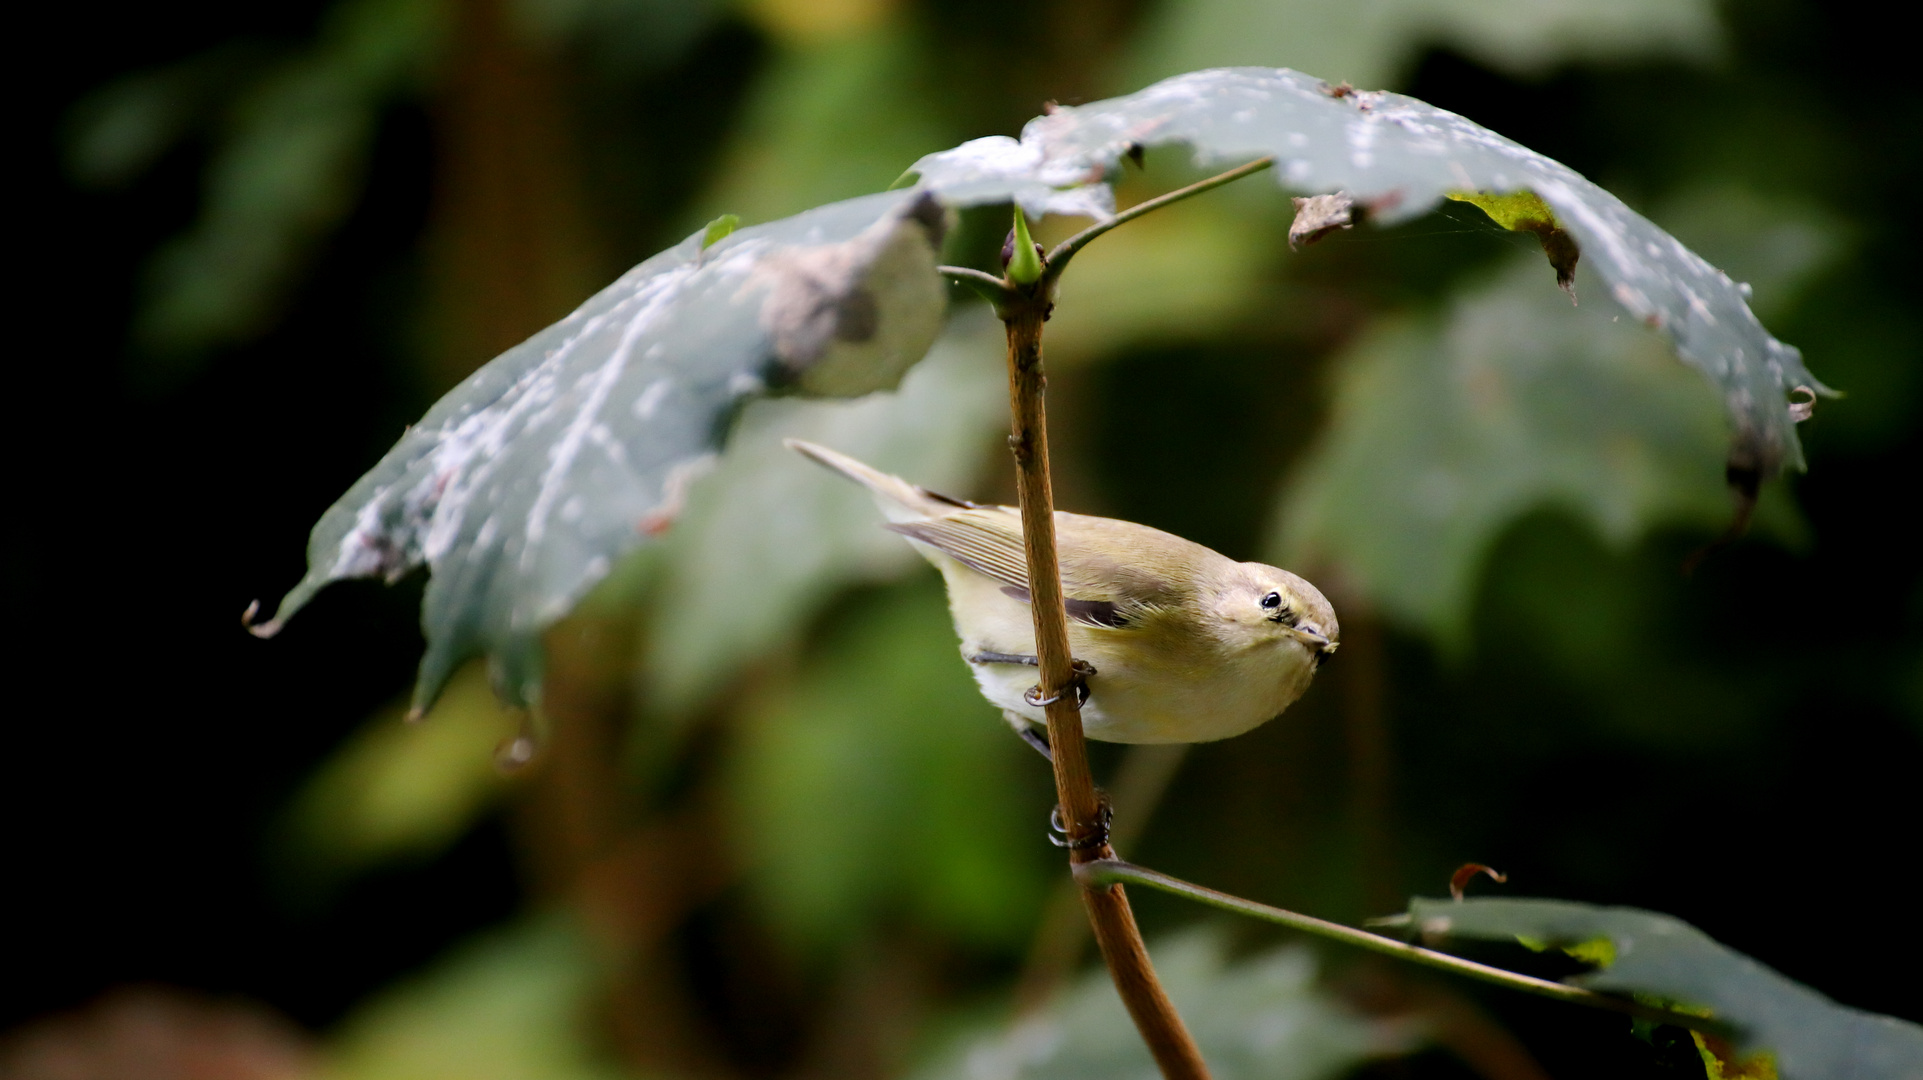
[1049,789,1114,850]
[1019,658,1097,708]
[968,650,1040,667]
[1003,710,1054,761]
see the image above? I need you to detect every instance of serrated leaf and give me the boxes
[254,190,950,713]
[910,930,1413,1080]
[912,67,1829,482]
[1406,896,1923,1080]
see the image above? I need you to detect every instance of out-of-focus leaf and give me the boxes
[911,930,1414,1080]
[1127,0,1721,91]
[692,18,955,228]
[1402,897,1923,1080]
[646,310,1006,715]
[506,0,724,73]
[63,43,274,189]
[727,579,1049,951]
[911,67,1830,481]
[133,0,441,362]
[254,191,951,715]
[323,916,622,1080]
[1274,255,1784,644]
[284,661,521,878]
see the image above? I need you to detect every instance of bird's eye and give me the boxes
[1261,592,1282,609]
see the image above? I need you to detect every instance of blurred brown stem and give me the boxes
[1000,271,1210,1080]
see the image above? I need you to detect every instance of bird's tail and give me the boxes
[785,439,975,522]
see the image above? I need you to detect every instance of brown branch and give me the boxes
[999,277,1211,1080]
[1013,744,1189,1014]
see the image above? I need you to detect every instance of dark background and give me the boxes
[9,1,1919,1077]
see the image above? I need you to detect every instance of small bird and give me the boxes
[788,439,1338,749]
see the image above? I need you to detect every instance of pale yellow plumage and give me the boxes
[788,439,1338,745]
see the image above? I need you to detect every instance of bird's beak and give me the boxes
[1289,624,1336,655]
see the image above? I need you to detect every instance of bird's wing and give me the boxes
[787,439,981,522]
[888,510,1140,629]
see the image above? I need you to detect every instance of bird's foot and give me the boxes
[1002,710,1053,761]
[1048,792,1114,851]
[1021,658,1096,708]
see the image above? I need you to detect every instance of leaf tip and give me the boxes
[241,598,283,639]
[1449,862,1508,900]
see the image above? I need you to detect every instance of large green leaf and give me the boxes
[912,67,1828,483]
[1271,254,1795,643]
[910,930,1413,1080]
[252,190,950,712]
[1399,897,1923,1080]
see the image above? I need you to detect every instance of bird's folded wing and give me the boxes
[887,512,1136,629]
[888,513,1030,590]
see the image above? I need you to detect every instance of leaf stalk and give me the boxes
[1042,156,1275,285]
[1077,858,1737,1039]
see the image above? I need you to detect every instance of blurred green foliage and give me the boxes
[21,0,1920,1077]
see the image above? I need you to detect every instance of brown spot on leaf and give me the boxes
[1290,192,1355,249]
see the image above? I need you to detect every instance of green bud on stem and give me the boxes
[1006,205,1043,285]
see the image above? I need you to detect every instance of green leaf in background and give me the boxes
[911,66,1831,483]
[1274,254,1771,645]
[323,915,624,1080]
[79,0,442,366]
[645,309,1006,716]
[911,930,1414,1080]
[690,12,957,229]
[1401,897,1923,1080]
[727,578,1050,952]
[1273,184,1840,648]
[1127,0,1721,91]
[251,190,950,715]
[283,660,521,880]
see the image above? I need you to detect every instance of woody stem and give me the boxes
[999,281,1212,1080]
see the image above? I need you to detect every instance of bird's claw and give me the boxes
[1048,793,1114,851]
[1023,659,1096,708]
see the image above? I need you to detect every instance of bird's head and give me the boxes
[1217,564,1340,666]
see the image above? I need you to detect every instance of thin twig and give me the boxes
[1042,157,1275,283]
[999,262,1212,1079]
[1077,859,1734,1039]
